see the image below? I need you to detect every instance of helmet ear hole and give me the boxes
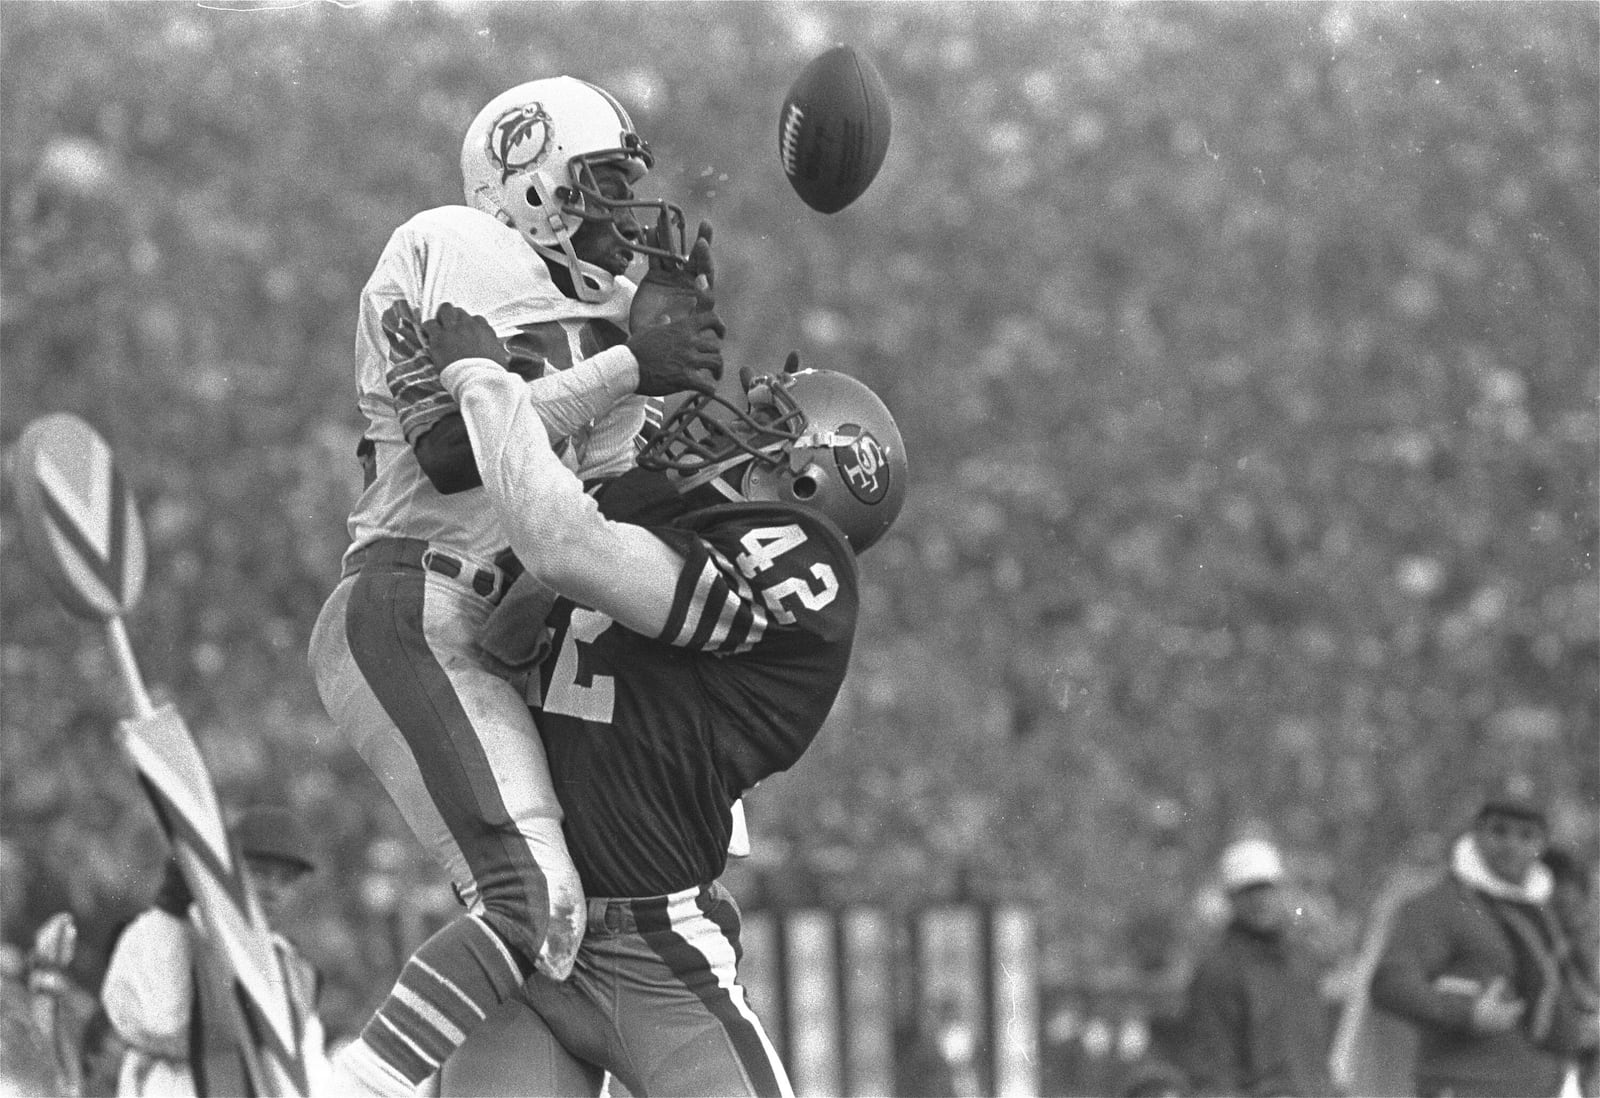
[525,186,543,207]
[791,473,819,500]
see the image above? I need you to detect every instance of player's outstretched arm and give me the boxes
[629,217,716,332]
[392,327,638,495]
[395,310,716,495]
[425,304,686,637]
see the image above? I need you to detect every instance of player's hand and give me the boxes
[629,217,716,332]
[1469,978,1524,1033]
[421,303,511,370]
[735,352,803,400]
[682,218,715,291]
[477,574,557,677]
[627,307,725,397]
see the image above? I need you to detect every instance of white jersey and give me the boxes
[101,908,329,1097]
[345,204,645,569]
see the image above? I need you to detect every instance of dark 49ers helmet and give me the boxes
[637,363,907,553]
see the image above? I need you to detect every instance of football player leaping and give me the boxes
[420,303,907,1098]
[307,77,723,1094]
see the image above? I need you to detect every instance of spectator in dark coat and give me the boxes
[1543,846,1600,1097]
[1178,837,1334,1097]
[1369,783,1596,1097]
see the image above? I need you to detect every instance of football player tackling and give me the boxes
[419,302,907,1097]
[308,77,722,1093]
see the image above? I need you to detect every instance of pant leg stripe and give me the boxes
[344,564,549,960]
[393,984,469,1046]
[635,893,792,1098]
[365,1011,439,1082]
[696,890,792,1094]
[410,959,489,1024]
[467,912,525,985]
[379,992,461,1068]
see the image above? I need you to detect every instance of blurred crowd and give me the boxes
[3,777,1594,1097]
[2,3,1596,1095]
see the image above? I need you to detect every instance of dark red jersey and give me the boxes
[529,476,858,897]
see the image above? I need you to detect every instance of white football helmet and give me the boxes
[461,76,686,301]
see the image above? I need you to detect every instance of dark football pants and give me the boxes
[442,882,794,1098]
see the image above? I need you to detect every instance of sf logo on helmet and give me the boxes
[834,428,890,504]
[488,103,554,183]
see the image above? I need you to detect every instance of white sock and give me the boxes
[331,1038,419,1097]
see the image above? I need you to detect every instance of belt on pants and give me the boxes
[585,884,718,934]
[344,537,522,602]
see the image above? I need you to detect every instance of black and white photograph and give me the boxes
[1,3,1595,1096]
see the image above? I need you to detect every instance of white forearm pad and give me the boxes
[521,345,639,441]
[443,358,609,578]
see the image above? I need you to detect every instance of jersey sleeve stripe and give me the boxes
[706,587,745,650]
[665,549,774,654]
[669,558,722,647]
[706,545,768,651]
[685,571,738,651]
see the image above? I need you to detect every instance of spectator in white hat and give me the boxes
[1177,836,1335,1096]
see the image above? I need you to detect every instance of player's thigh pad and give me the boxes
[439,996,603,1098]
[310,575,566,882]
[335,566,563,821]
[310,577,475,887]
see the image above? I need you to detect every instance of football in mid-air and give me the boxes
[778,44,891,214]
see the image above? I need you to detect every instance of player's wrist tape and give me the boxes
[388,367,448,401]
[396,394,457,444]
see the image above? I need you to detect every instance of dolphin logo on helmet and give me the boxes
[488,103,554,183]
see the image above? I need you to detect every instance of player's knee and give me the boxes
[478,901,547,976]
[467,822,576,975]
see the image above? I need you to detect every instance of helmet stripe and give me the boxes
[575,78,636,132]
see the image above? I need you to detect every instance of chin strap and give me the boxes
[530,240,609,303]
[675,455,751,499]
[703,477,743,502]
[512,175,611,303]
